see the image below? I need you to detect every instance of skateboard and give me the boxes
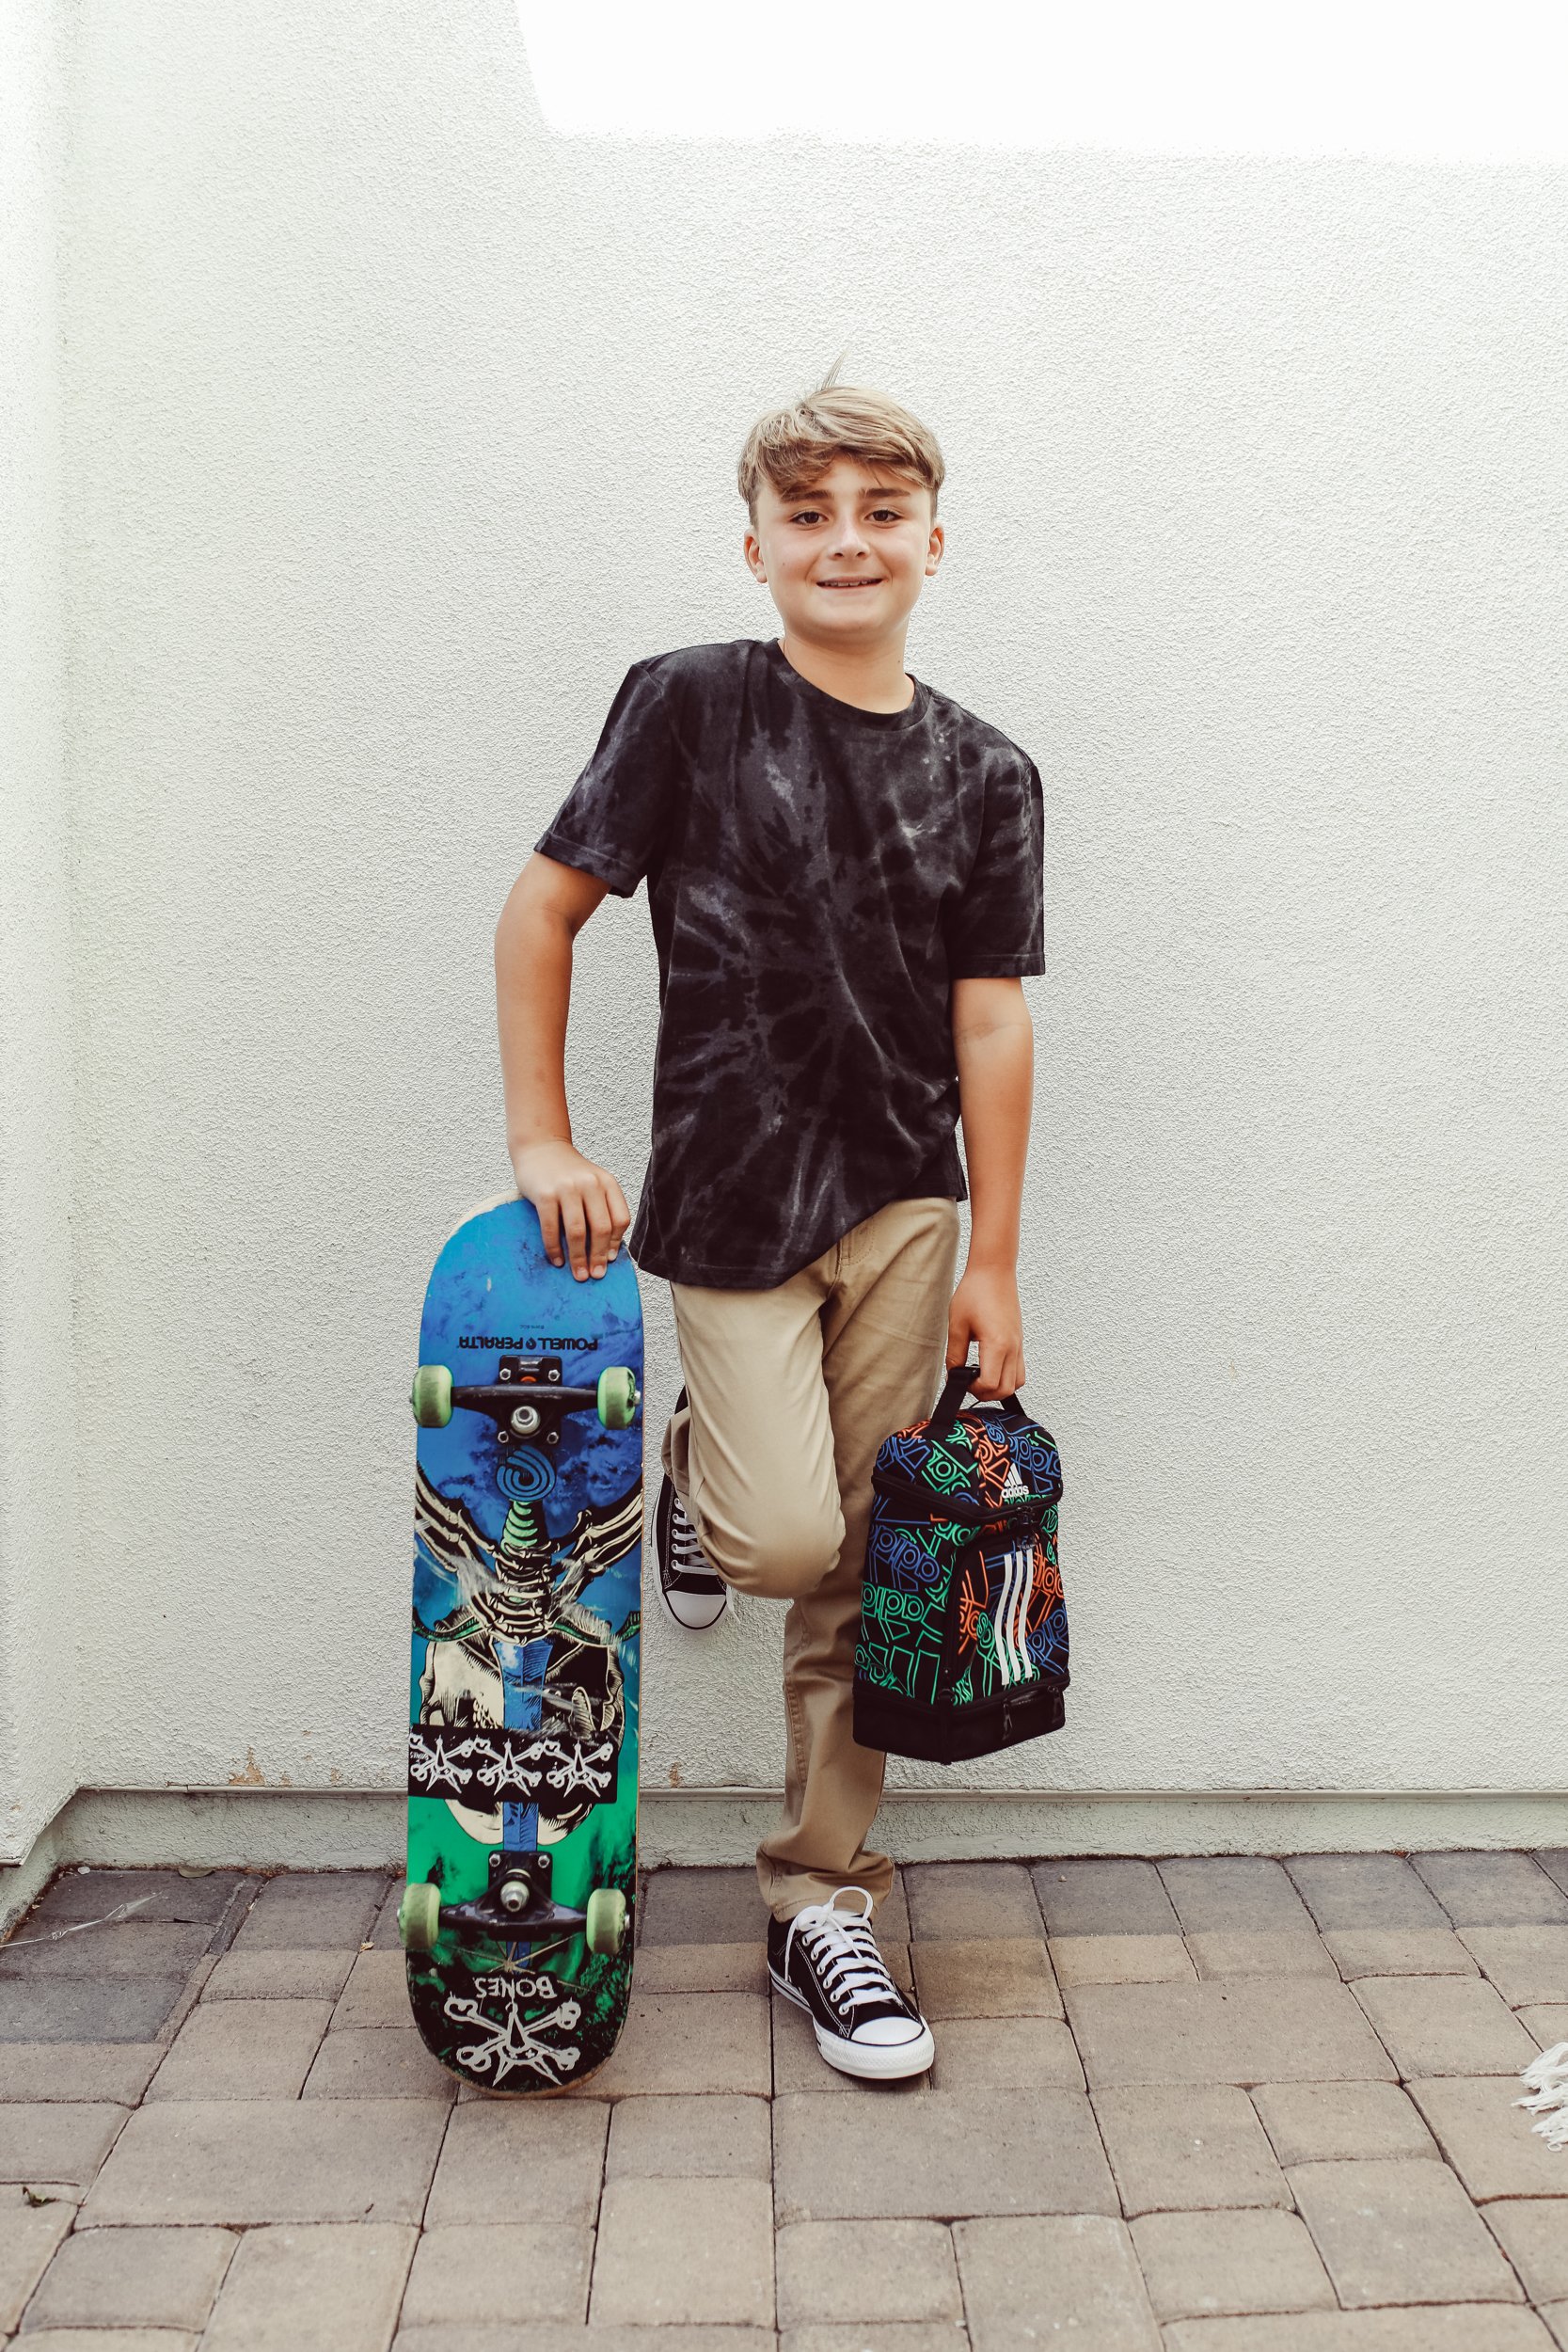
[400,1190,643,2093]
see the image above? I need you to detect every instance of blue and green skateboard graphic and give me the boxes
[401,1192,642,2093]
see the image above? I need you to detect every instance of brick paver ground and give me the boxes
[3,1851,1567,2348]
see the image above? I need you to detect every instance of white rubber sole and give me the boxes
[658,1581,731,1631]
[769,1965,936,2080]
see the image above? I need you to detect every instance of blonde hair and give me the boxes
[737,355,943,526]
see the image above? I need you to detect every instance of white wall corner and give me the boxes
[0,0,85,1871]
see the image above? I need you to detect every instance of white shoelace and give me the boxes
[670,1494,720,1580]
[786,1887,902,2018]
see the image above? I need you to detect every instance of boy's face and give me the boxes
[744,454,942,649]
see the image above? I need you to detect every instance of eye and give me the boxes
[871,508,902,520]
[789,508,825,524]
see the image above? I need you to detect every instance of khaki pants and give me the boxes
[659,1195,962,1923]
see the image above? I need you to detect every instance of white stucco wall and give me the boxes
[9,0,1567,1866]
[0,0,80,1864]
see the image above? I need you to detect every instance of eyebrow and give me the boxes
[779,485,915,502]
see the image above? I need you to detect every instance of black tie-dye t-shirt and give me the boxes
[532,636,1045,1290]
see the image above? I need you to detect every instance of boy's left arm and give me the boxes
[948,976,1033,1399]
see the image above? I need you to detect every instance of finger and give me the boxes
[559,1194,589,1279]
[536,1194,564,1267]
[606,1176,633,1257]
[586,1189,615,1279]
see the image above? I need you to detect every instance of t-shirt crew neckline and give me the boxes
[764,635,930,730]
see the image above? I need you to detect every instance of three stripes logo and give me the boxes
[990,1543,1037,1687]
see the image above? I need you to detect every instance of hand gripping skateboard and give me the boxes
[401,1191,642,2093]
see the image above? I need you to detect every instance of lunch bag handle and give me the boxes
[928,1359,1028,1437]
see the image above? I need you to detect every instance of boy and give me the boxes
[494,372,1043,2081]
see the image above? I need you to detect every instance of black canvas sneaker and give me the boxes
[768,1885,935,2080]
[654,1389,730,1630]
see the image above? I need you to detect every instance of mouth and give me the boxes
[816,578,884,592]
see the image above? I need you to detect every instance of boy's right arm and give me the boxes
[494,852,631,1282]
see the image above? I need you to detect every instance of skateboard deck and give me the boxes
[400,1190,643,2093]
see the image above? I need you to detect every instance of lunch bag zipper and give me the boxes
[869,1470,1053,1527]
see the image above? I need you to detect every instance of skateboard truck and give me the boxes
[412,1354,640,1443]
[399,1851,627,1959]
[452,1851,583,1941]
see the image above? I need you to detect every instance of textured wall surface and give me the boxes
[0,0,80,1863]
[24,1,1568,1856]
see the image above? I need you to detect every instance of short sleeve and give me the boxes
[532,659,680,898]
[943,755,1046,977]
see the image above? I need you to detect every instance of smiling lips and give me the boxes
[818,578,883,589]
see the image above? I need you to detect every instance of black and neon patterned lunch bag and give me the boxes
[853,1361,1067,1764]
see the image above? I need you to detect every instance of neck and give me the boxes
[777,628,914,714]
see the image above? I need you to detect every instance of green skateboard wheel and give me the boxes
[596,1366,640,1429]
[399,1880,442,1952]
[585,1886,627,1955]
[410,1365,453,1427]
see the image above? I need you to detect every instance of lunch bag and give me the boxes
[853,1361,1067,1764]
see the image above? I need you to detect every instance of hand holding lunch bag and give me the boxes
[853,1360,1067,1764]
